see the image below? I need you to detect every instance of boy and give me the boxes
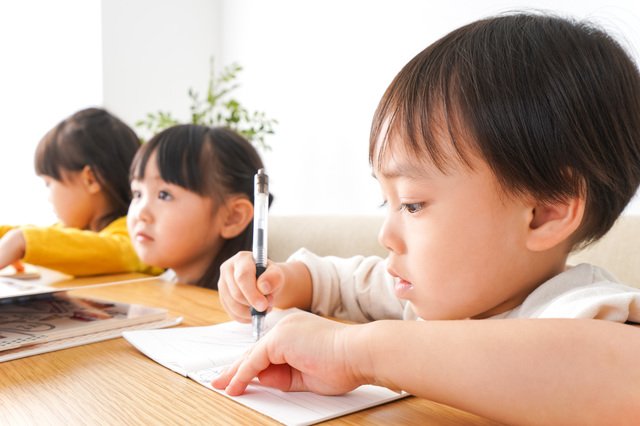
[214,12,640,424]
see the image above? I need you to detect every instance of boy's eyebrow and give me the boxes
[373,158,436,181]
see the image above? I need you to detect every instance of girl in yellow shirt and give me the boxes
[0,108,161,276]
[128,124,268,288]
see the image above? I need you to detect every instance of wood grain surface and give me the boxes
[0,275,500,425]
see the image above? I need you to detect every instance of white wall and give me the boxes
[0,0,102,225]
[3,0,640,227]
[101,0,222,142]
[106,0,640,217]
[219,0,640,216]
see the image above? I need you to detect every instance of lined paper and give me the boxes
[124,308,407,426]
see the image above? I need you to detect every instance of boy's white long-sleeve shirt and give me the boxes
[290,248,640,323]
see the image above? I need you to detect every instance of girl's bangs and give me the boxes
[131,126,208,196]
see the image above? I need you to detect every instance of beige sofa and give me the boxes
[269,215,640,289]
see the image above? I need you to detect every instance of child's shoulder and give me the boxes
[498,263,640,320]
[104,216,128,231]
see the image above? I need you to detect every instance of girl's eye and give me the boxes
[132,190,141,198]
[379,200,388,209]
[158,191,172,201]
[401,203,424,214]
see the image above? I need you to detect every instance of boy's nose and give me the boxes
[378,215,405,254]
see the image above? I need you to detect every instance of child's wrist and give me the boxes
[346,321,406,392]
[341,322,379,388]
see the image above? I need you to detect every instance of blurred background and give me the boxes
[2,0,640,226]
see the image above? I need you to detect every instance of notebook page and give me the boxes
[124,308,292,375]
[189,367,406,426]
[124,308,408,425]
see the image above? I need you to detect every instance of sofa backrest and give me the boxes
[567,215,640,288]
[269,215,640,289]
[269,216,387,262]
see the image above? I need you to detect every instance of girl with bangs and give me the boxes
[128,124,267,288]
[0,107,161,276]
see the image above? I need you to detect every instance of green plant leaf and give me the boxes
[136,56,276,150]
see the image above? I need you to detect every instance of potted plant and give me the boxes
[136,57,277,150]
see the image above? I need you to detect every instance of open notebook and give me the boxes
[124,308,408,426]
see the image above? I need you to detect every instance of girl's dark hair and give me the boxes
[130,124,268,289]
[35,107,141,229]
[370,12,640,249]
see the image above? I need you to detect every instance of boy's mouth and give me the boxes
[387,266,414,298]
[395,278,414,294]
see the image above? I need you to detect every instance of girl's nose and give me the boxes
[130,197,153,223]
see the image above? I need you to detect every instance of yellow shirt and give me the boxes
[0,217,164,276]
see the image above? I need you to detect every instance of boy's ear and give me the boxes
[526,196,585,252]
[220,197,254,239]
[81,165,102,194]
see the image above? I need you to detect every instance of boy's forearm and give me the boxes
[350,318,640,425]
[274,261,313,311]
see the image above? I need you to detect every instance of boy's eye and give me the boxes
[379,200,388,209]
[132,190,141,198]
[158,190,172,201]
[401,203,424,214]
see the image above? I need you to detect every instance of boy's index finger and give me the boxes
[211,346,258,395]
[211,363,238,390]
[224,344,273,396]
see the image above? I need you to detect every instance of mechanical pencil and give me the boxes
[252,168,269,341]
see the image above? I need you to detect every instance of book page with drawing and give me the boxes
[0,292,179,362]
[123,308,408,426]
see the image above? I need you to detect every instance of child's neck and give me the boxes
[473,249,570,319]
[171,239,225,286]
[86,194,116,232]
[172,262,210,286]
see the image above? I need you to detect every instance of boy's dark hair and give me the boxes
[35,107,141,229]
[370,12,640,249]
[130,124,269,289]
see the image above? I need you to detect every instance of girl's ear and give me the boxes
[525,196,585,252]
[81,165,102,194]
[220,197,254,239]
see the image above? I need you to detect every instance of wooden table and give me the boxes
[1,274,500,425]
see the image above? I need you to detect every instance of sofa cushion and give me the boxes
[568,215,640,289]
